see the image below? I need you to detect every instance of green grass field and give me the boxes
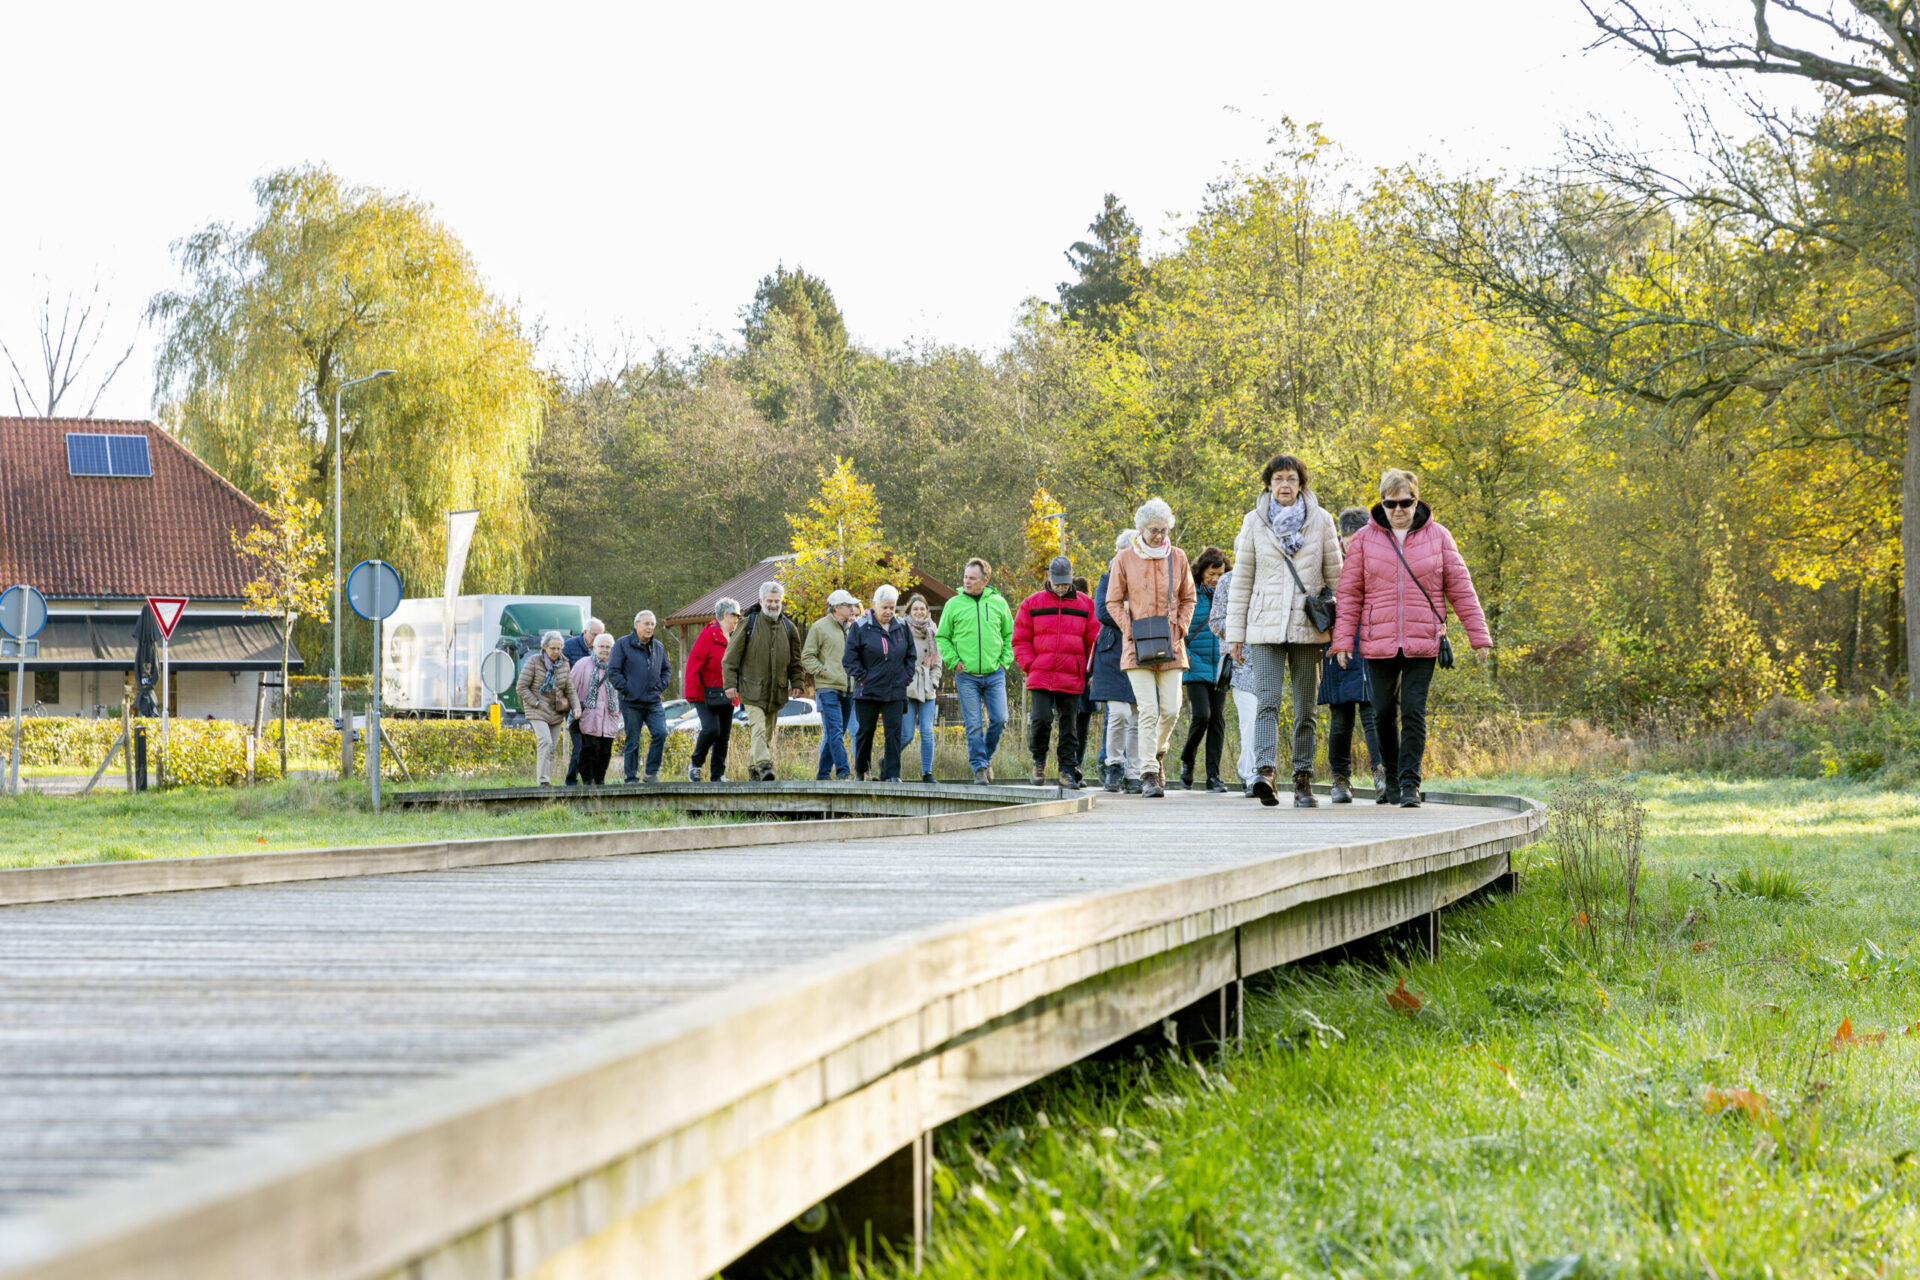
[0,777,736,869]
[905,776,1920,1279]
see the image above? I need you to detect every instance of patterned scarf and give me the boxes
[908,615,939,667]
[1263,492,1307,556]
[538,656,560,695]
[580,657,610,710]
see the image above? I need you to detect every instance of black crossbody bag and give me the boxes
[1129,559,1177,666]
[1384,534,1454,670]
[1282,552,1337,634]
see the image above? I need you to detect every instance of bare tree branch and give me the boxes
[0,276,139,418]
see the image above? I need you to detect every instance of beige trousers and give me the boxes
[747,705,781,770]
[1125,667,1185,771]
[530,720,568,784]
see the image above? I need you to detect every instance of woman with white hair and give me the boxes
[1226,452,1343,808]
[1331,468,1491,807]
[1090,527,1142,793]
[842,584,916,781]
[569,632,622,785]
[515,629,576,786]
[1104,497,1197,798]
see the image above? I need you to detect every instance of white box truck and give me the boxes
[382,595,591,717]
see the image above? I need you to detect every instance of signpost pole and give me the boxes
[369,614,383,811]
[9,651,21,795]
[159,637,170,782]
[1,586,49,796]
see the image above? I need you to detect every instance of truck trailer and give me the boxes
[381,595,592,717]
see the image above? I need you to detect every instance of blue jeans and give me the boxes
[955,669,1008,771]
[621,701,667,781]
[899,697,938,776]
[815,689,853,778]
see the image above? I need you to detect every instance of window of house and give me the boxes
[35,671,59,704]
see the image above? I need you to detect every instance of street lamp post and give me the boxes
[332,369,396,776]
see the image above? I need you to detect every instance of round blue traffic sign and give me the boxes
[346,560,404,621]
[0,585,48,640]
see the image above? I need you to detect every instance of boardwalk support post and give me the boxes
[1170,979,1243,1053]
[728,1130,933,1277]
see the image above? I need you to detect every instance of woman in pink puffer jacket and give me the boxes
[1330,468,1491,808]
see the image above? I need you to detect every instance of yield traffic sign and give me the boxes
[147,597,189,639]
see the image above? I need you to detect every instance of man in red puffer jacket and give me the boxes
[1013,556,1103,788]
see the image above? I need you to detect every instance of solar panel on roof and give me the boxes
[65,434,110,476]
[106,434,151,477]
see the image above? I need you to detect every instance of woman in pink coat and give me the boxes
[1330,468,1491,808]
[569,632,624,786]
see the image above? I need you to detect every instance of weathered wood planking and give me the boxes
[0,789,1542,1280]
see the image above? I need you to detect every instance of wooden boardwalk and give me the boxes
[0,787,1540,1280]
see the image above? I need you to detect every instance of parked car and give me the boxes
[667,696,820,733]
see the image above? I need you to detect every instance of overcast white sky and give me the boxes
[2,1,1811,422]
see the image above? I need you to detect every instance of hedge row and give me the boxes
[0,717,695,788]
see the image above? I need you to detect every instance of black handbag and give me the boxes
[1384,534,1455,670]
[1128,556,1178,665]
[1282,552,1337,635]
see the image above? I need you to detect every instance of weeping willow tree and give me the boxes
[148,164,546,673]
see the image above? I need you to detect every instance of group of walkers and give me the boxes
[514,455,1491,805]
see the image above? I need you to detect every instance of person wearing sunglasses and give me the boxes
[1329,468,1492,807]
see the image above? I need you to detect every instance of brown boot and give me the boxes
[1251,766,1279,807]
[1293,770,1318,808]
[1141,770,1166,798]
[1330,773,1353,804]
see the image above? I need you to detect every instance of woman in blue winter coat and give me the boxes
[1319,506,1385,802]
[1091,528,1141,793]
[1177,547,1230,790]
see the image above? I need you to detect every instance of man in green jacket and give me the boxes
[803,589,859,780]
[722,581,807,781]
[936,557,1015,783]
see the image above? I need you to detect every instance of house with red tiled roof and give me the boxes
[0,417,301,720]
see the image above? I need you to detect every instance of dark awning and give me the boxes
[24,615,303,673]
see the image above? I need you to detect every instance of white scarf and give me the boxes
[1131,532,1172,560]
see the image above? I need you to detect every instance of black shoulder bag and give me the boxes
[1128,558,1177,666]
[1383,534,1454,670]
[1282,552,1337,635]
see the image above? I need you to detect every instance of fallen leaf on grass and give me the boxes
[1387,977,1423,1017]
[1830,1016,1887,1053]
[1703,1086,1771,1120]
[1690,939,1717,953]
[1480,1049,1526,1098]
[1902,1020,1920,1037]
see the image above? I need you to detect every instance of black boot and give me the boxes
[1293,770,1318,808]
[1251,767,1279,807]
[1030,760,1047,786]
[1399,779,1423,808]
[1124,775,1143,794]
[1103,763,1123,792]
[1330,773,1353,804]
[922,770,935,783]
[1373,764,1396,804]
[1178,765,1193,791]
[1140,770,1165,798]
[1207,776,1227,792]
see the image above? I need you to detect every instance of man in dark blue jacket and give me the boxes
[561,617,604,786]
[609,610,671,782]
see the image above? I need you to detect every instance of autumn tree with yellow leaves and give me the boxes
[785,458,895,623]
[231,447,333,775]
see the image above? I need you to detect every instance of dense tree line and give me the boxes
[148,91,1911,721]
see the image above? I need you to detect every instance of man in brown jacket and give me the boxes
[722,581,806,781]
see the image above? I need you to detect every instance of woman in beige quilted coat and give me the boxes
[1225,453,1342,808]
